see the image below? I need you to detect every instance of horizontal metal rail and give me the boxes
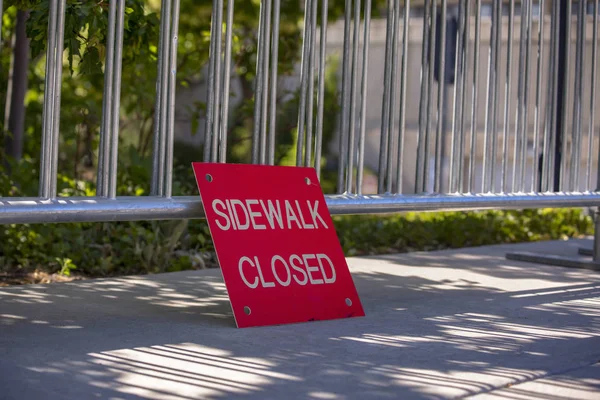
[0,0,599,225]
[0,193,599,224]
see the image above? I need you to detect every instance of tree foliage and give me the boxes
[2,0,380,190]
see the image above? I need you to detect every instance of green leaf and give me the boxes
[79,47,102,76]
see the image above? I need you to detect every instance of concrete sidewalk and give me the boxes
[1,239,600,400]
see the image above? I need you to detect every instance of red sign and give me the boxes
[192,162,365,328]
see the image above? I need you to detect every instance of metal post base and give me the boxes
[506,251,600,271]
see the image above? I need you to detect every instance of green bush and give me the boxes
[0,150,594,281]
[0,166,593,277]
[0,153,216,278]
[333,209,593,257]
[0,215,217,278]
[0,154,594,279]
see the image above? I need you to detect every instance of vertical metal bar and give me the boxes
[203,1,217,163]
[425,0,437,192]
[39,0,58,198]
[253,0,267,164]
[315,0,329,177]
[395,0,410,194]
[385,0,401,194]
[570,0,585,190]
[220,0,235,164]
[559,0,572,191]
[597,21,600,195]
[267,0,280,165]
[416,0,431,193]
[157,0,171,191]
[457,0,471,193]
[541,2,554,192]
[43,0,59,197]
[158,0,171,192]
[434,0,447,193]
[151,0,174,191]
[338,0,352,193]
[594,211,600,262]
[378,0,394,193]
[357,0,371,195]
[513,0,528,192]
[588,0,598,191]
[520,0,533,192]
[532,0,545,193]
[164,0,181,198]
[259,0,272,165]
[296,0,312,167]
[151,0,170,195]
[502,0,515,193]
[489,0,501,193]
[211,0,224,163]
[107,0,126,199]
[159,0,173,195]
[304,0,318,168]
[481,1,491,193]
[346,0,360,192]
[469,0,481,193]
[547,1,566,191]
[597,43,600,194]
[48,0,66,199]
[450,0,466,193]
[97,0,117,197]
[482,0,497,193]
[542,0,557,191]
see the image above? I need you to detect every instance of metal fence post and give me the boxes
[554,0,570,192]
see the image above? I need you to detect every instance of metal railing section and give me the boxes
[0,0,599,225]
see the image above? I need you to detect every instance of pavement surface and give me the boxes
[1,239,600,400]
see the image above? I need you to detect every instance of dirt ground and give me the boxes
[0,271,86,287]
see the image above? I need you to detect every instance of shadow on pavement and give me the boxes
[1,240,600,399]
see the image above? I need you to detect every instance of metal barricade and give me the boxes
[0,1,599,267]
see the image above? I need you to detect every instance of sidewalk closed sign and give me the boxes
[193,163,365,328]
